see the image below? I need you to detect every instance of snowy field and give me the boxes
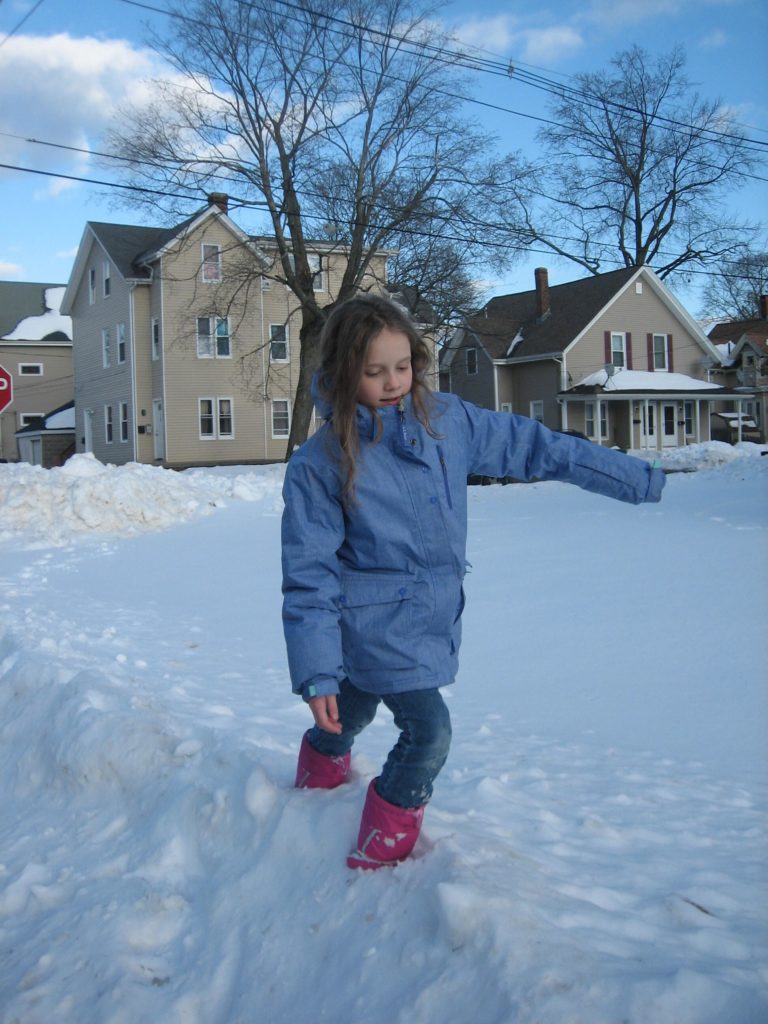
[0,442,766,1024]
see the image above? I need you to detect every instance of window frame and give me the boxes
[466,347,478,376]
[119,401,129,443]
[104,405,114,444]
[530,400,544,423]
[652,333,669,371]
[88,268,96,305]
[117,322,127,364]
[585,401,608,440]
[201,243,222,283]
[102,327,111,368]
[19,362,43,376]
[196,316,231,359]
[198,397,234,439]
[610,332,626,369]
[271,398,291,439]
[151,318,161,361]
[103,260,111,298]
[269,323,289,363]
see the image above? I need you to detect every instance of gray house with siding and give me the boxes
[441,266,752,451]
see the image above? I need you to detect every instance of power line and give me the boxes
[0,0,46,48]
[0,159,754,284]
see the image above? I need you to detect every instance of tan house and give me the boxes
[0,281,73,463]
[61,196,391,468]
[441,266,752,451]
[706,299,768,443]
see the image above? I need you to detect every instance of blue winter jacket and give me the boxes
[281,391,665,701]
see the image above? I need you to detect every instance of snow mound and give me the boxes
[0,453,285,546]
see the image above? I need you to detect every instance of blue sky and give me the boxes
[0,0,766,312]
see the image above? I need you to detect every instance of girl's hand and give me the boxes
[309,694,343,735]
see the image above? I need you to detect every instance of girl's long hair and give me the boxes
[317,293,438,506]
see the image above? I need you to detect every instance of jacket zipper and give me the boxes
[437,445,453,509]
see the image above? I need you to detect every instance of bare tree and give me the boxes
[103,0,530,452]
[513,45,761,281]
[699,250,768,321]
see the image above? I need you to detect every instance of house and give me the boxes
[15,400,75,468]
[60,195,391,468]
[706,298,768,442]
[440,266,752,451]
[0,281,73,462]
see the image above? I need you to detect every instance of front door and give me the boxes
[641,403,657,449]
[662,403,678,447]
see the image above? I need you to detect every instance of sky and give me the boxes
[0,0,766,314]
[0,442,766,1020]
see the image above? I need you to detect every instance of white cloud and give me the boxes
[452,15,519,54]
[0,33,165,190]
[0,261,24,279]
[517,27,584,65]
[699,29,728,49]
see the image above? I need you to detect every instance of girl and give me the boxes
[281,293,665,870]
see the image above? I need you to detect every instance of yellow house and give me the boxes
[61,196,390,467]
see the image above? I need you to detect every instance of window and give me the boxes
[199,397,234,439]
[653,334,668,370]
[103,260,111,298]
[308,253,326,292]
[88,268,96,304]
[119,402,129,442]
[272,399,290,438]
[287,253,326,291]
[610,333,626,368]
[102,327,111,368]
[466,347,478,375]
[585,402,608,440]
[117,322,126,364]
[151,318,160,361]
[196,316,230,358]
[201,244,222,283]
[684,401,694,436]
[530,400,544,423]
[18,413,43,428]
[19,363,43,375]
[270,324,289,362]
[105,405,114,443]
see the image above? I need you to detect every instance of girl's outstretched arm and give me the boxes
[308,694,343,735]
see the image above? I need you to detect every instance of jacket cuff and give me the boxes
[645,466,666,503]
[299,677,341,703]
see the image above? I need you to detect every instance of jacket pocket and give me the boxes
[338,572,418,671]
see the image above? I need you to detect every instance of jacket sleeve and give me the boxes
[457,399,666,505]
[281,453,346,701]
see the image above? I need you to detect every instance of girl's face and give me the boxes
[356,327,413,409]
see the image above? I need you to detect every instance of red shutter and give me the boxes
[646,333,654,371]
[604,331,611,365]
[667,334,674,372]
[626,332,633,369]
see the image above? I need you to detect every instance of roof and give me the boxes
[0,281,71,341]
[443,265,720,368]
[461,266,639,361]
[708,317,768,356]
[15,400,75,436]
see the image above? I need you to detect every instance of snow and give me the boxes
[576,368,722,391]
[43,404,76,431]
[0,442,766,1023]
[1,286,71,342]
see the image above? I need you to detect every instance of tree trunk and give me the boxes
[285,312,325,458]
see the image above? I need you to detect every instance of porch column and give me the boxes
[695,401,701,443]
[628,403,634,450]
[596,397,603,445]
[737,398,743,443]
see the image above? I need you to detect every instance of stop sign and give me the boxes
[0,364,12,413]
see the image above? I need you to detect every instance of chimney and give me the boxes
[760,294,768,320]
[535,267,550,321]
[208,192,229,215]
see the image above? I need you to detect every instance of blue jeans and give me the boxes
[308,678,452,809]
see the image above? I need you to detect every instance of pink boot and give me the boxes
[294,732,350,789]
[347,779,425,870]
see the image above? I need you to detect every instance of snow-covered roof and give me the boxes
[1,286,72,342]
[573,369,722,392]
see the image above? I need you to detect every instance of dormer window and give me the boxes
[201,244,222,283]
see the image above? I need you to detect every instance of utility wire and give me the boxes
[0,0,46,48]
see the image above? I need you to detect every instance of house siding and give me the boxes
[445,331,497,408]
[0,342,72,461]
[71,235,137,464]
